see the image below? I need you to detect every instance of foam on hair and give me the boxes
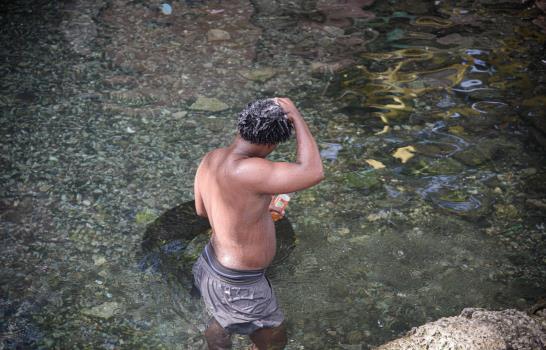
[237,98,293,145]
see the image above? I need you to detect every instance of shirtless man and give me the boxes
[192,98,324,349]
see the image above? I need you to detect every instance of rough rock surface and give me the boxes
[377,308,546,350]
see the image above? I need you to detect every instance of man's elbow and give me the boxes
[311,167,325,185]
[316,170,325,184]
[319,170,325,182]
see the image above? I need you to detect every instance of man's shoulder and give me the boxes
[199,148,224,166]
[232,156,274,178]
[204,148,223,159]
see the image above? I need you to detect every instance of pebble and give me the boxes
[367,211,389,221]
[322,26,345,37]
[172,111,187,119]
[93,255,107,266]
[189,96,229,112]
[337,227,350,236]
[521,168,537,176]
[436,33,473,46]
[81,301,120,320]
[207,29,231,42]
[238,67,276,82]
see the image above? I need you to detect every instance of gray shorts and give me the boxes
[192,243,284,335]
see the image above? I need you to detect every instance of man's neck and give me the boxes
[230,137,271,158]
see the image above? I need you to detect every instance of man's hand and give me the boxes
[275,97,301,122]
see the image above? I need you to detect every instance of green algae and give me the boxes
[136,210,157,225]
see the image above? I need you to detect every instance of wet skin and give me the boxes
[194,97,324,349]
[194,98,324,270]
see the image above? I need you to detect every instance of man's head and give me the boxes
[237,99,293,145]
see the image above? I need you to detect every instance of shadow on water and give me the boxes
[138,200,297,290]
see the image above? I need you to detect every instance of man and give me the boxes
[192,97,324,350]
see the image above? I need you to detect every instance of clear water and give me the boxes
[1,0,545,349]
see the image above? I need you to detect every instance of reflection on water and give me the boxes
[1,0,545,349]
[334,48,468,130]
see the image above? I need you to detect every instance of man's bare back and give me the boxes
[194,146,277,269]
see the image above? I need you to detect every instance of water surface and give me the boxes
[1,0,545,348]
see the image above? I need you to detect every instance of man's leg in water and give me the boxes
[249,323,287,350]
[204,318,232,350]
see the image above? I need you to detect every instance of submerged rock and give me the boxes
[81,302,121,320]
[172,111,188,119]
[494,204,519,220]
[526,198,546,212]
[453,142,501,167]
[207,29,231,41]
[377,308,546,350]
[316,0,375,27]
[183,233,210,261]
[189,96,229,112]
[320,143,343,161]
[410,158,465,176]
[343,170,381,190]
[311,59,355,75]
[135,210,157,225]
[436,33,474,46]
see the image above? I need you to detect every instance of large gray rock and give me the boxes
[376,308,546,350]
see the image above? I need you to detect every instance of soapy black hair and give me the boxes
[237,98,293,145]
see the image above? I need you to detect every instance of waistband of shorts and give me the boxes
[202,242,265,283]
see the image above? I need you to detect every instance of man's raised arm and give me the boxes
[235,98,324,194]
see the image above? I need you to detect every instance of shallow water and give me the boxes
[1,0,545,349]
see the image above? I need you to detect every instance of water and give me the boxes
[1,0,545,349]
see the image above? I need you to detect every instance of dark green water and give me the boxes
[1,0,545,349]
